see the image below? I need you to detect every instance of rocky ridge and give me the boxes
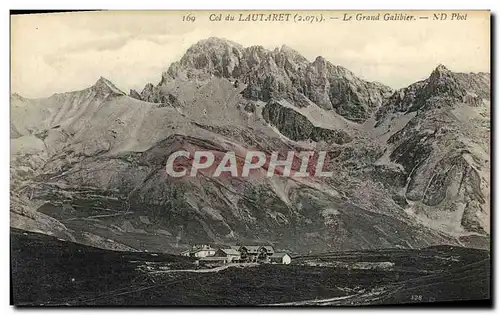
[135,37,393,122]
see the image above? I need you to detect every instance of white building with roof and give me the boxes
[269,252,292,265]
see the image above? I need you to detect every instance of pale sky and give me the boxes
[11,11,490,98]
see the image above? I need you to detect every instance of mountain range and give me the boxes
[10,37,491,254]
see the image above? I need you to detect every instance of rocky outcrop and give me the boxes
[139,83,183,107]
[129,89,142,100]
[140,83,162,102]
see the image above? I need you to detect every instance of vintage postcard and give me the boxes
[10,10,490,306]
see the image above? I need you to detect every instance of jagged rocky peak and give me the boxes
[430,64,489,99]
[376,64,490,120]
[280,44,298,54]
[278,44,307,62]
[149,37,394,122]
[143,82,155,90]
[91,77,125,96]
[312,56,354,79]
[129,89,142,100]
[140,83,160,103]
[428,64,489,91]
[427,64,458,91]
[162,37,245,82]
[433,63,451,73]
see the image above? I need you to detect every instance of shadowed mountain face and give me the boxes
[10,38,490,254]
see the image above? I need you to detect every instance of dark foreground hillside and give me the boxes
[11,229,490,306]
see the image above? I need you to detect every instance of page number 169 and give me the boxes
[182,14,196,22]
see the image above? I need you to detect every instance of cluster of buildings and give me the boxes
[180,244,292,265]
